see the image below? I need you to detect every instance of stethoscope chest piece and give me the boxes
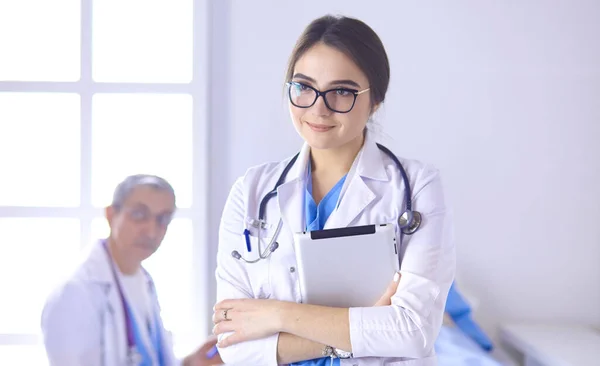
[127,347,142,366]
[398,210,422,235]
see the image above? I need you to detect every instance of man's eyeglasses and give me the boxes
[118,206,173,228]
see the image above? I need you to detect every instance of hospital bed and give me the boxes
[435,284,517,366]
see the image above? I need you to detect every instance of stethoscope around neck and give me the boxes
[231,143,422,264]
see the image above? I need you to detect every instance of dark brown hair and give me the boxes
[285,15,390,108]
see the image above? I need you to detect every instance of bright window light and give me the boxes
[0,0,80,81]
[0,218,80,334]
[91,93,193,208]
[92,0,193,83]
[0,93,80,207]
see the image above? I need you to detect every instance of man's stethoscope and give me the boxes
[231,143,422,264]
[101,240,162,366]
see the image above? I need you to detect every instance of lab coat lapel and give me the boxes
[324,174,376,229]
[277,143,311,235]
[82,240,128,364]
[324,134,389,229]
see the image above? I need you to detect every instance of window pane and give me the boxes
[90,218,194,347]
[91,93,192,208]
[0,93,80,206]
[0,0,80,81]
[0,345,48,366]
[0,218,80,334]
[92,0,193,83]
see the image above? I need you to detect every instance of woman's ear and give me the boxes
[371,102,381,115]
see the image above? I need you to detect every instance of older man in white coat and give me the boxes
[41,174,222,366]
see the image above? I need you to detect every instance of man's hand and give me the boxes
[182,336,223,366]
[374,271,401,306]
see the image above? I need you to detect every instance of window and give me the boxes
[0,93,80,206]
[91,93,193,208]
[92,0,193,83]
[0,0,80,82]
[0,219,80,334]
[0,0,208,361]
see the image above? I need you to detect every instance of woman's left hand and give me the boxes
[212,299,288,347]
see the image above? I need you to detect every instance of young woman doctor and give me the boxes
[212,15,455,366]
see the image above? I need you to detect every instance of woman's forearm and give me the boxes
[276,332,325,364]
[279,302,352,351]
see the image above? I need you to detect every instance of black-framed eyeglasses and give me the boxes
[286,81,370,114]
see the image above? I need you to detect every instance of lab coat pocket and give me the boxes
[241,233,275,300]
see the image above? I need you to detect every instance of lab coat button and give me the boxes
[289,266,296,273]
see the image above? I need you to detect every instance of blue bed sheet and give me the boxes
[436,326,505,366]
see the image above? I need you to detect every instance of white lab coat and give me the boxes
[41,240,180,366]
[215,132,456,365]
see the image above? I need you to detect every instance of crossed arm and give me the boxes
[213,275,400,364]
[276,333,324,365]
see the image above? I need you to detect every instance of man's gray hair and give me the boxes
[111,174,176,209]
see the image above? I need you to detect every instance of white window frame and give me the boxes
[0,0,210,348]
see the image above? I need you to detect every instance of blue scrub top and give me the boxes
[291,164,346,366]
[304,169,347,232]
[127,299,165,365]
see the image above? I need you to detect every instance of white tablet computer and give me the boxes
[293,223,399,308]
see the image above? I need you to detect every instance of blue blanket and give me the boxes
[436,326,504,366]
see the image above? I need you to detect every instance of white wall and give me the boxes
[206,0,600,340]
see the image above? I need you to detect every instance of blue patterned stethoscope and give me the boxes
[102,240,164,366]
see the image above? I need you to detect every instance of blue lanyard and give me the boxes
[102,240,165,366]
